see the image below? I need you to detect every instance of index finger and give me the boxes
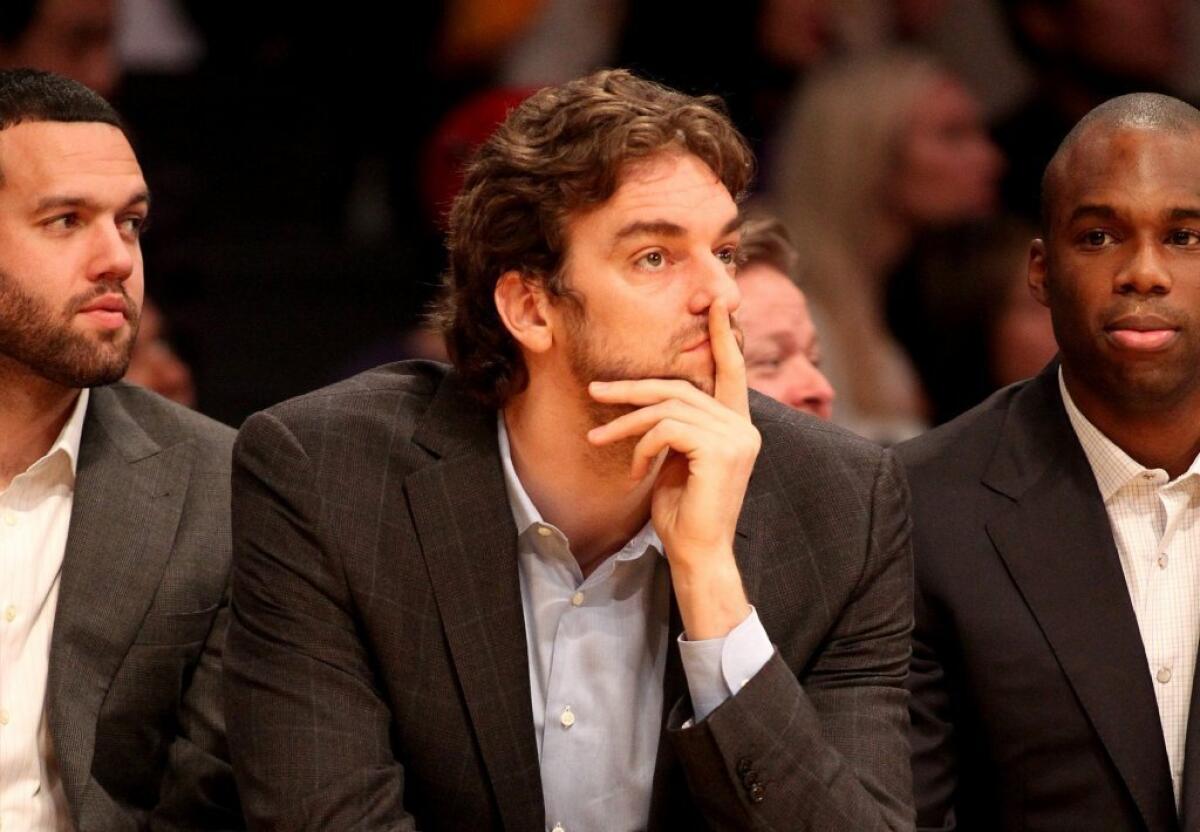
[709,297,749,417]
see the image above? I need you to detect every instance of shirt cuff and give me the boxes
[677,606,774,724]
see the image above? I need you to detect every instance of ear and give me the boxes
[494,270,553,354]
[1028,238,1050,307]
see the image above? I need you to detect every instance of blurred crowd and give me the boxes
[4,0,1197,438]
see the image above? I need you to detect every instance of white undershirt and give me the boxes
[0,388,88,832]
[1060,372,1200,811]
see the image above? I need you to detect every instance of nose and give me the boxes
[784,359,835,421]
[1116,237,1172,296]
[688,251,742,316]
[87,221,136,285]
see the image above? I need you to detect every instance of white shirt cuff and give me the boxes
[677,606,774,723]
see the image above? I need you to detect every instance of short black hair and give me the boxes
[0,68,126,186]
[0,67,123,131]
[1040,92,1200,235]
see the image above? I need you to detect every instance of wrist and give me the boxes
[669,554,749,641]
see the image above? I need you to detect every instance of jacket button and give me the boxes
[749,782,766,804]
[736,757,752,776]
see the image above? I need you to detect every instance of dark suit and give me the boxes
[49,383,242,830]
[225,361,915,831]
[898,364,1199,831]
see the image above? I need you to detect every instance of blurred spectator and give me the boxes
[888,218,1057,425]
[993,0,1190,219]
[737,215,835,420]
[123,297,197,408]
[771,49,1002,441]
[0,0,117,96]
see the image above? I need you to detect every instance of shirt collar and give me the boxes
[1059,368,1200,501]
[497,412,663,561]
[22,388,89,485]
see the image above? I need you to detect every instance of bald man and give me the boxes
[899,93,1200,831]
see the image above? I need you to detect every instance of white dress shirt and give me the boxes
[0,388,88,832]
[498,415,773,832]
[1061,372,1200,810]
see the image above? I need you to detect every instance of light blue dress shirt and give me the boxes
[498,416,773,832]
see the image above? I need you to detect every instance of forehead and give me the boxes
[1051,126,1200,220]
[0,120,143,199]
[576,152,737,233]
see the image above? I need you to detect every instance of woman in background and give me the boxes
[770,49,1002,441]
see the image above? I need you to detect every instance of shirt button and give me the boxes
[570,591,585,607]
[1159,554,1169,569]
[1158,667,1173,684]
[559,706,576,728]
[2,511,14,526]
[536,525,553,537]
[3,606,14,622]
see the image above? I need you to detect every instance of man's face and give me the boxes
[551,152,742,410]
[1031,125,1200,412]
[0,120,148,388]
[738,263,834,420]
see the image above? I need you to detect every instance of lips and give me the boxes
[1104,313,1181,352]
[75,294,131,331]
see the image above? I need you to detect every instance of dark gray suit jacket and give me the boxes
[50,383,242,830]
[225,361,914,831]
[899,364,1200,831]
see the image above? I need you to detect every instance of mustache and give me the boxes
[1100,300,1187,331]
[667,313,744,352]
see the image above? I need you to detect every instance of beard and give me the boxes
[559,299,739,430]
[0,269,140,388]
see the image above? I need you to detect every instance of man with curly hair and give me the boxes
[226,69,914,831]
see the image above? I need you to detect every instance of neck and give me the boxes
[865,213,913,291]
[503,375,655,575]
[0,359,79,490]
[1064,368,1200,479]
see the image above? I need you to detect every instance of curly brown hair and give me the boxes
[433,68,755,408]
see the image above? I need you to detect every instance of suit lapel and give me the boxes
[983,369,1177,831]
[1182,666,1200,829]
[47,387,193,817]
[405,379,543,832]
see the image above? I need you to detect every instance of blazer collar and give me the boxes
[47,385,195,821]
[982,364,1179,831]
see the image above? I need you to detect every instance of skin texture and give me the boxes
[496,151,760,640]
[0,120,147,487]
[1029,124,1200,477]
[737,262,834,419]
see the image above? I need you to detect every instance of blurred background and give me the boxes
[5,0,1198,439]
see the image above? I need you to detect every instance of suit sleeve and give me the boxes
[908,572,960,831]
[150,591,245,831]
[666,449,916,831]
[224,410,418,831]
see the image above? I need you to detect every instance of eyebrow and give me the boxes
[34,189,151,214]
[1066,204,1117,224]
[614,214,742,241]
[1167,207,1200,222]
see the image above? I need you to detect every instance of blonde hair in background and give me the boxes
[768,50,948,437]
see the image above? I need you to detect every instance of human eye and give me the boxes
[1167,228,1200,247]
[1077,229,1116,249]
[43,213,81,233]
[635,249,668,271]
[715,244,739,268]
[118,213,148,239]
